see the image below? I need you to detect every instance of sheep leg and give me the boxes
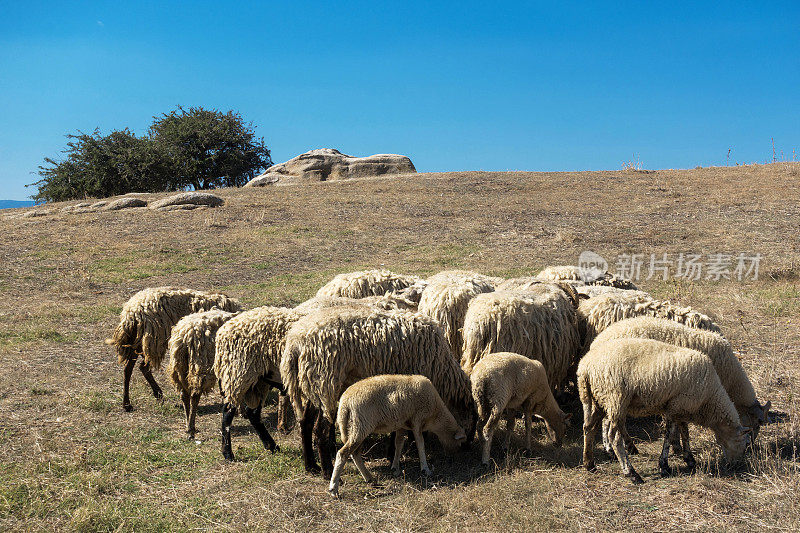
[582,403,603,472]
[523,405,533,455]
[504,412,516,456]
[243,405,279,453]
[412,426,432,476]
[328,441,353,498]
[313,412,335,480]
[679,424,696,470]
[609,421,643,484]
[187,393,200,440]
[481,410,503,465]
[350,444,375,485]
[220,402,237,461]
[139,360,163,401]
[659,422,678,477]
[300,405,322,474]
[391,430,407,476]
[122,357,136,412]
[276,393,295,434]
[602,418,612,454]
[180,390,191,435]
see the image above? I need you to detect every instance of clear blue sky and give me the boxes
[1,1,798,200]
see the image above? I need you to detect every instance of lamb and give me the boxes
[213,306,302,460]
[460,284,581,390]
[327,375,466,497]
[417,270,498,361]
[105,287,242,411]
[281,305,475,477]
[315,269,421,299]
[593,316,770,450]
[165,309,239,439]
[578,338,751,484]
[470,352,571,465]
[577,290,721,352]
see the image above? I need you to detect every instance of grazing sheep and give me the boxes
[106,287,242,412]
[471,352,571,464]
[537,265,638,290]
[417,270,498,361]
[575,285,648,299]
[461,284,581,390]
[295,293,418,314]
[214,306,302,460]
[593,316,770,452]
[281,305,475,477]
[327,374,466,497]
[315,269,421,299]
[578,338,750,484]
[166,309,239,439]
[577,291,720,352]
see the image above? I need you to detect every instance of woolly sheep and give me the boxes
[106,287,242,412]
[295,293,418,314]
[327,374,466,497]
[417,270,498,361]
[460,284,581,390]
[577,290,721,352]
[537,265,638,290]
[578,338,750,484]
[315,269,421,299]
[214,306,301,460]
[471,352,571,465]
[166,309,239,439]
[281,305,475,477]
[593,316,770,449]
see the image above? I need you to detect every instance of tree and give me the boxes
[149,106,272,190]
[29,129,170,203]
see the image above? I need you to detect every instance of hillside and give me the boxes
[1,163,799,531]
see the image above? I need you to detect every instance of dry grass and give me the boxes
[1,162,799,531]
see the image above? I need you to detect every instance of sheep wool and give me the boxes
[593,316,770,437]
[578,290,720,351]
[315,269,421,299]
[578,337,749,483]
[328,374,465,496]
[295,293,418,315]
[537,265,638,290]
[417,270,498,360]
[461,284,581,389]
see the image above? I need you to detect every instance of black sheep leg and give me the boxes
[122,357,136,412]
[300,405,322,474]
[314,411,335,480]
[221,402,237,461]
[243,405,279,453]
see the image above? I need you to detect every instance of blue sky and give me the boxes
[1,1,798,200]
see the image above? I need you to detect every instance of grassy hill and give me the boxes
[1,163,799,531]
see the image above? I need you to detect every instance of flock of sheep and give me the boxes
[105,266,771,496]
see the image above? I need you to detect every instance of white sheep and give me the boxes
[327,374,466,497]
[281,305,475,477]
[470,352,571,464]
[295,293,418,314]
[105,287,242,411]
[213,306,301,460]
[315,269,421,299]
[578,338,751,484]
[166,309,239,439]
[417,270,499,361]
[593,316,770,455]
[577,290,721,352]
[460,284,581,390]
[537,265,638,290]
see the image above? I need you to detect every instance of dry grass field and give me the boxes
[1,163,799,531]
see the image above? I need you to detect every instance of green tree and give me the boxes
[149,106,272,190]
[29,129,170,203]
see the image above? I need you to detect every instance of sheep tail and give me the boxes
[107,321,137,365]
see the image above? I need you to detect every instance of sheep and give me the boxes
[327,374,466,497]
[460,284,581,391]
[295,293,418,314]
[417,270,498,361]
[578,338,751,483]
[577,290,721,352]
[213,306,302,460]
[593,316,770,453]
[281,305,475,477]
[471,352,571,465]
[575,285,648,299]
[166,309,239,439]
[537,265,638,290]
[315,269,421,299]
[105,287,242,412]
